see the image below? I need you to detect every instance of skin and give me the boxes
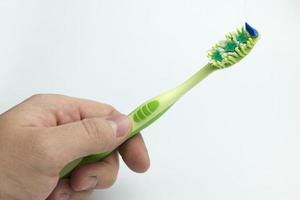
[0,94,150,200]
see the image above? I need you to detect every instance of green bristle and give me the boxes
[237,33,247,43]
[224,41,237,52]
[211,51,223,62]
[208,24,259,69]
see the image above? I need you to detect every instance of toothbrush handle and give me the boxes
[59,64,216,179]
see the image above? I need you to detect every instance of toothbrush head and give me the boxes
[208,22,259,69]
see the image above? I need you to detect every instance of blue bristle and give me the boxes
[245,22,258,38]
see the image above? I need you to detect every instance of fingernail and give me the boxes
[59,193,70,200]
[108,115,131,137]
[81,176,98,190]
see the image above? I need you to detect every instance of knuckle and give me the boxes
[100,103,116,116]
[96,156,119,189]
[29,94,46,100]
[97,172,118,189]
[103,177,117,189]
[28,94,50,104]
[29,94,59,102]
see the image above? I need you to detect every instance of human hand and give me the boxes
[0,94,150,200]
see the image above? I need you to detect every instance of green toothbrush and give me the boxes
[60,22,259,179]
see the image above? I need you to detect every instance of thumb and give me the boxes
[46,114,132,166]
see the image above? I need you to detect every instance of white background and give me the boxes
[1,0,300,199]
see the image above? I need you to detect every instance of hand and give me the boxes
[0,94,150,200]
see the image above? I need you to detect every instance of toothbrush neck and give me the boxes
[173,63,217,98]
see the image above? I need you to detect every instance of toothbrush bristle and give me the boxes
[208,22,259,69]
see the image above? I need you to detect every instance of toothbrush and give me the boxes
[60,22,259,179]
